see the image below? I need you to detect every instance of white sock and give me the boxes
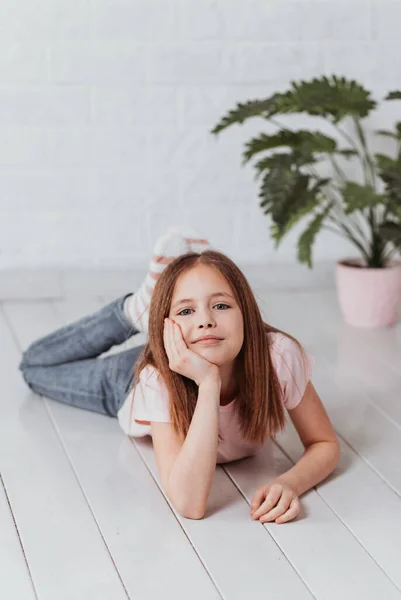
[182,225,211,254]
[124,227,211,333]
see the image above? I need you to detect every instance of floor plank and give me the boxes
[139,433,401,599]
[52,298,317,600]
[258,291,401,492]
[2,286,401,599]
[56,296,401,598]
[0,306,129,600]
[257,289,401,591]
[4,299,221,600]
[0,475,37,600]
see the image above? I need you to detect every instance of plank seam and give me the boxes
[2,301,132,600]
[272,438,401,596]
[221,464,318,600]
[42,399,132,600]
[130,438,225,600]
[0,473,39,600]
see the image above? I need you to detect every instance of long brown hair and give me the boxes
[129,250,308,445]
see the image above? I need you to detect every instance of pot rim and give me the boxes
[336,258,401,271]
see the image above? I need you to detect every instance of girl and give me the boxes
[19,227,340,523]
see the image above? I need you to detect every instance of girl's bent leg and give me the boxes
[19,294,136,369]
[20,344,144,417]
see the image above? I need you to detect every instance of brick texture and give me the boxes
[0,0,398,268]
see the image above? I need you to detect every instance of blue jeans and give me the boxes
[18,294,145,418]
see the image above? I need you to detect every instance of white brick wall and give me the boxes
[0,0,399,269]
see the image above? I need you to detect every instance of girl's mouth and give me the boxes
[194,338,223,346]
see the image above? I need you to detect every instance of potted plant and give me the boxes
[211,76,401,328]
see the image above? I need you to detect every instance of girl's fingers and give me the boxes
[259,497,288,523]
[251,487,282,520]
[167,319,180,363]
[163,319,174,362]
[172,320,188,352]
[275,498,300,524]
[250,486,266,514]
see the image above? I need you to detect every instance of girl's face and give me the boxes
[168,264,244,367]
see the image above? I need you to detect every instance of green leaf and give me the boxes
[258,167,329,242]
[258,168,310,229]
[379,221,401,249]
[337,149,358,159]
[375,153,399,170]
[270,203,314,248]
[297,203,333,268]
[253,153,293,177]
[380,167,401,204]
[375,129,399,140]
[210,97,282,135]
[342,182,385,214]
[270,179,330,249]
[243,130,337,164]
[385,91,401,101]
[253,151,318,177]
[270,186,324,248]
[375,124,401,141]
[210,76,376,136]
[265,76,376,123]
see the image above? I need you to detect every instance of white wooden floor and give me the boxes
[1,285,401,599]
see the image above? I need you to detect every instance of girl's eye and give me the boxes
[178,308,193,316]
[177,304,230,316]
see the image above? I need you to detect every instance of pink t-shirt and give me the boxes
[117,332,315,464]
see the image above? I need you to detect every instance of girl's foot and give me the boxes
[124,226,211,333]
[181,226,210,254]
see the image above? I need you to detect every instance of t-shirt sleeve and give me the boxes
[273,334,315,410]
[130,365,171,423]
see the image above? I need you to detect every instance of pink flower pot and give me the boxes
[335,259,401,328]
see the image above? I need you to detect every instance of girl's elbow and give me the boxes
[167,490,206,520]
[176,499,206,519]
[181,507,206,520]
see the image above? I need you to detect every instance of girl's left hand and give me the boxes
[250,479,300,524]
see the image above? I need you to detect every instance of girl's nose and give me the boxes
[197,312,216,329]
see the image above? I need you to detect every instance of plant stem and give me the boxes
[268,116,294,133]
[352,118,383,250]
[327,214,370,263]
[322,181,373,260]
[332,122,363,157]
[382,246,397,265]
[331,200,368,243]
[322,224,351,240]
[348,214,370,244]
[329,194,370,243]
[331,119,370,187]
[353,116,376,189]
[330,155,347,184]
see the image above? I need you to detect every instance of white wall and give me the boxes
[0,0,400,269]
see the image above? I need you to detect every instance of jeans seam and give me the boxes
[30,382,105,398]
[30,383,114,416]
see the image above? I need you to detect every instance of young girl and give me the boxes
[19,227,340,523]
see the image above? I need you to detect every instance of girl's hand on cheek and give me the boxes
[163,318,220,387]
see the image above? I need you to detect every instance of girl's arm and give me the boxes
[152,318,222,519]
[279,380,340,495]
[250,381,340,524]
[163,375,221,519]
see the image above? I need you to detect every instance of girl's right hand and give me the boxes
[163,318,221,387]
